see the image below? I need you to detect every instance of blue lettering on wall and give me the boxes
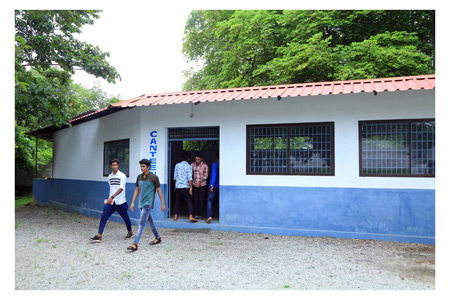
[149,131,157,173]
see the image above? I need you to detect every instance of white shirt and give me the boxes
[108,170,126,205]
[173,161,192,188]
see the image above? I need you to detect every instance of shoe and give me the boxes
[124,231,135,239]
[89,235,102,242]
[205,217,212,224]
[173,214,178,221]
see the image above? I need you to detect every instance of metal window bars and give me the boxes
[248,123,334,175]
[103,139,130,177]
[168,127,219,140]
[360,119,435,176]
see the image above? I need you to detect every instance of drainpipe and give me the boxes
[35,137,38,177]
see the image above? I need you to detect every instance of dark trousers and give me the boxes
[98,202,132,234]
[192,185,207,218]
[174,188,194,215]
[206,187,219,219]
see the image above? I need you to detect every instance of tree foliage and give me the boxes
[182,10,434,90]
[15,10,121,182]
[15,10,120,83]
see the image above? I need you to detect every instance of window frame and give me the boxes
[358,118,435,178]
[103,138,130,177]
[246,122,335,176]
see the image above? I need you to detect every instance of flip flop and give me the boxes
[127,243,138,251]
[150,238,161,246]
[150,237,162,245]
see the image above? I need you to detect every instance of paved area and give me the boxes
[15,205,435,290]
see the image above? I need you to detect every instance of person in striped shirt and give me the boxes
[89,158,134,242]
[191,152,208,220]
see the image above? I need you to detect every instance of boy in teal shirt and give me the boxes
[127,158,165,251]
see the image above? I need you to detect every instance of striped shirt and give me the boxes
[192,161,209,187]
[108,170,126,205]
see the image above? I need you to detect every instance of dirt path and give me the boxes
[15,205,435,290]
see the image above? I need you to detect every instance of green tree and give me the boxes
[182,10,434,89]
[15,10,121,183]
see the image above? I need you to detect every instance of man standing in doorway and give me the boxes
[89,158,134,242]
[191,152,208,220]
[173,152,197,222]
[205,154,219,224]
[127,158,165,251]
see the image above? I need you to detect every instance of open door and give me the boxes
[167,127,220,220]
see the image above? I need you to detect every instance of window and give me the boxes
[359,119,435,177]
[103,139,130,176]
[247,122,334,175]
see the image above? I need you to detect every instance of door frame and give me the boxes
[166,127,220,219]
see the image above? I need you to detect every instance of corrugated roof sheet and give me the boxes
[68,74,435,123]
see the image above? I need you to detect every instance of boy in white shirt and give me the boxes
[89,158,134,242]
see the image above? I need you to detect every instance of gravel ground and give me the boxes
[15,205,435,290]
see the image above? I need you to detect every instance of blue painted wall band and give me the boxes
[32,178,435,244]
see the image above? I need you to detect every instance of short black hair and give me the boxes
[182,151,191,161]
[194,152,203,158]
[139,158,150,167]
[110,158,120,165]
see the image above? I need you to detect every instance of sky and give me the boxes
[72,8,194,100]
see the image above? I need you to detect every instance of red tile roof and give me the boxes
[70,74,435,123]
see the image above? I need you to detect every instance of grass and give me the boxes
[77,249,89,258]
[15,196,32,207]
[15,220,23,229]
[283,285,290,288]
[31,261,39,270]
[71,213,82,223]
[120,272,133,280]
[36,238,50,243]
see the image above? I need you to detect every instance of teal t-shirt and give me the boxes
[135,172,160,208]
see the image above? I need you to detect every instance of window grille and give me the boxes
[359,119,435,177]
[103,139,130,176]
[168,127,219,140]
[247,123,334,175]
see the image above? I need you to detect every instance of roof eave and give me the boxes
[27,106,128,140]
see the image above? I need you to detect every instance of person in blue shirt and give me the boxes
[205,154,219,224]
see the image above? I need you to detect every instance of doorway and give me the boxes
[168,127,220,221]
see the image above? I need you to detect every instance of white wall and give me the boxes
[53,108,142,181]
[54,89,435,189]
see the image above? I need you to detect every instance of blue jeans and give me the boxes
[98,202,132,234]
[206,187,219,219]
[133,205,160,244]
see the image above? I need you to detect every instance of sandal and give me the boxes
[190,218,198,223]
[205,217,212,224]
[127,243,138,251]
[150,237,162,245]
